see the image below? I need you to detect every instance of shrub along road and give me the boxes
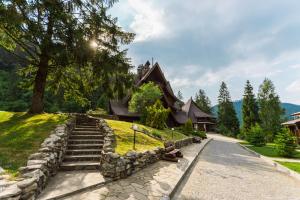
[173,133,300,200]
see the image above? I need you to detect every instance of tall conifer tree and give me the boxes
[0,0,134,113]
[242,80,259,132]
[217,82,239,136]
[258,78,285,141]
[195,89,212,114]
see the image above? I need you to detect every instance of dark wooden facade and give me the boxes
[282,112,300,143]
[109,61,216,131]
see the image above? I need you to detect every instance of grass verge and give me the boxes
[106,119,187,155]
[0,111,67,176]
[277,161,300,173]
[242,142,300,159]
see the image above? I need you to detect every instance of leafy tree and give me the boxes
[129,82,162,115]
[195,89,212,114]
[145,100,170,129]
[246,124,266,147]
[0,0,134,113]
[258,78,285,141]
[275,128,297,157]
[217,82,239,136]
[242,80,259,133]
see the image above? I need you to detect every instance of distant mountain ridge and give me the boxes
[212,100,300,124]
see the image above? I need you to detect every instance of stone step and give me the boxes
[77,122,97,125]
[69,135,104,140]
[60,161,100,171]
[74,127,99,131]
[68,139,104,144]
[76,125,97,129]
[66,149,102,155]
[63,155,101,162]
[67,144,103,149]
[72,130,101,135]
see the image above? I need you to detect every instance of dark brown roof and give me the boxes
[172,111,188,124]
[109,100,141,117]
[291,112,300,117]
[282,118,300,126]
[136,63,180,102]
[181,98,214,123]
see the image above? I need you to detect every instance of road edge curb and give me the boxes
[237,142,300,182]
[168,137,213,200]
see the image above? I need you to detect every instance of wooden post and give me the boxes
[133,130,136,150]
[132,124,139,150]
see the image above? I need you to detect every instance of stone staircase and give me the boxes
[60,115,104,171]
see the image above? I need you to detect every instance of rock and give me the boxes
[19,165,43,174]
[16,178,36,189]
[28,153,48,160]
[22,182,37,194]
[22,169,45,183]
[27,160,47,167]
[0,184,21,199]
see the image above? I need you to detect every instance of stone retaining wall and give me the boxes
[100,147,165,180]
[0,118,75,200]
[97,118,116,153]
[99,120,194,180]
[174,137,194,149]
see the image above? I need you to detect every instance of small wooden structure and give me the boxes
[282,112,300,143]
[162,141,183,162]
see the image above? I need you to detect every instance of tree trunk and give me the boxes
[28,58,48,114]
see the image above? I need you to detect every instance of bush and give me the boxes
[145,100,170,130]
[275,128,297,157]
[182,119,193,135]
[151,130,162,139]
[246,124,266,147]
[192,131,207,139]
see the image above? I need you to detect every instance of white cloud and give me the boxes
[111,0,300,104]
[286,80,300,93]
[127,0,169,42]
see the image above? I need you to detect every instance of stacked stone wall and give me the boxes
[99,120,194,180]
[0,118,75,200]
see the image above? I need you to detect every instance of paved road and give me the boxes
[173,134,300,200]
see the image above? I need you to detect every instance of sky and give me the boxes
[109,0,300,105]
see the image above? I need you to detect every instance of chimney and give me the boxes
[137,61,151,80]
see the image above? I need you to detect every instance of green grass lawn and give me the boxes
[243,142,300,158]
[0,111,67,176]
[106,119,187,155]
[277,161,300,173]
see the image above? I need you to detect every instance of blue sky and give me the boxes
[110,0,300,105]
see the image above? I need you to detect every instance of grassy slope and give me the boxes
[0,111,67,175]
[106,119,187,155]
[277,161,300,173]
[243,142,300,159]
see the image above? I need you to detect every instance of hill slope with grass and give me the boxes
[106,119,188,155]
[0,111,67,176]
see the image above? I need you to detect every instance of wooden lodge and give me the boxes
[109,61,216,132]
[282,112,300,143]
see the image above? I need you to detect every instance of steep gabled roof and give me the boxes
[109,100,141,117]
[136,63,179,102]
[182,98,214,123]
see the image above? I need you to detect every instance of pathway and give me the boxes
[173,134,300,200]
[55,141,209,200]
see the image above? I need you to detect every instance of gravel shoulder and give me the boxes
[173,134,300,200]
